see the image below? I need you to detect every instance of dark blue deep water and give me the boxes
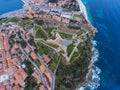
[0,0,23,15]
[82,0,120,90]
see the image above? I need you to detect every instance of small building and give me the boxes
[52,15,61,22]
[39,85,45,90]
[42,55,51,64]
[14,68,28,86]
[62,18,70,24]
[39,64,46,73]
[30,51,38,60]
[32,71,41,84]
[25,32,31,40]
[3,35,9,51]
[25,46,31,53]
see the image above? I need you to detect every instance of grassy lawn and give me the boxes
[37,41,59,72]
[34,24,40,31]
[59,32,73,39]
[35,29,47,40]
[77,43,84,53]
[48,53,60,72]
[74,14,82,18]
[35,60,41,67]
[45,27,57,39]
[77,31,84,36]
[70,43,83,62]
[19,20,31,27]
[37,42,51,55]
[0,17,20,24]
[67,43,74,56]
[70,52,80,63]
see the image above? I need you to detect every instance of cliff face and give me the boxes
[55,35,93,90]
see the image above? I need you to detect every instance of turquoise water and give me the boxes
[82,0,120,90]
[0,0,24,15]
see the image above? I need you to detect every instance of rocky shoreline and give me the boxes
[0,0,98,90]
[75,0,100,90]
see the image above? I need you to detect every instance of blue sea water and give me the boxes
[0,0,120,90]
[82,0,120,90]
[0,0,23,15]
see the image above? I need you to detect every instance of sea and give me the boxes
[78,0,120,90]
[0,0,120,90]
[0,0,23,15]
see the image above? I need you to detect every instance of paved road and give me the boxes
[19,45,48,90]
[37,54,55,90]
[20,31,55,90]
[20,31,34,50]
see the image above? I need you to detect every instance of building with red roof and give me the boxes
[25,46,31,53]
[30,51,38,60]
[14,68,28,86]
[3,35,9,51]
[42,55,51,64]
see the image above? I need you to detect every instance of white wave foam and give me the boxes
[77,40,101,90]
[76,0,101,89]
[87,40,101,89]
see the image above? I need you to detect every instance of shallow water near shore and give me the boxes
[0,0,23,15]
[81,0,120,90]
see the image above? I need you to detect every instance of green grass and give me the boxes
[35,29,47,40]
[67,43,74,56]
[77,31,84,36]
[37,41,60,72]
[70,43,83,62]
[34,24,40,30]
[48,53,60,72]
[59,32,72,39]
[73,14,82,18]
[35,60,41,67]
[37,42,51,55]
[45,27,57,39]
[0,17,20,24]
[23,60,35,74]
[77,43,83,53]
[19,20,30,27]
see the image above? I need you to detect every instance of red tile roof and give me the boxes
[25,46,30,53]
[14,68,28,86]
[39,65,46,73]
[39,85,45,90]
[3,35,9,51]
[42,55,50,64]
[30,51,38,60]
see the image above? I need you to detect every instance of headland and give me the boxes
[0,0,97,90]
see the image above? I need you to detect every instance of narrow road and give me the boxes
[37,54,55,90]
[19,45,48,90]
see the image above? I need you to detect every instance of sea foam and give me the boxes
[77,40,101,90]
[76,0,101,90]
